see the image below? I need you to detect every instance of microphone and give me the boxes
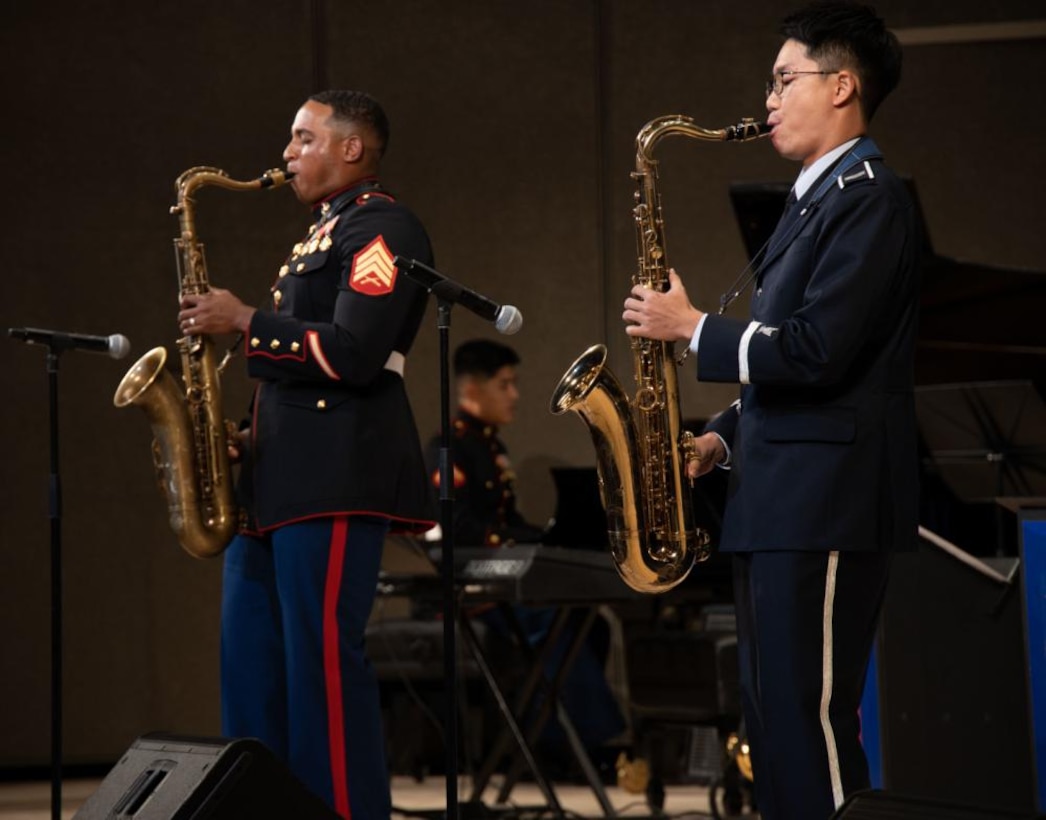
[8,327,131,359]
[394,256,523,335]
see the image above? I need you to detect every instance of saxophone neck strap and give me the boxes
[717,137,884,315]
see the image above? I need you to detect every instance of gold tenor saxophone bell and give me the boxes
[551,116,768,593]
[114,167,294,558]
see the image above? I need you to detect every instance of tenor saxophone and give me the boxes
[551,116,768,593]
[114,166,294,558]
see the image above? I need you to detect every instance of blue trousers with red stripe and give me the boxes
[221,515,391,819]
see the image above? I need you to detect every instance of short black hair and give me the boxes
[780,1,901,121]
[453,339,520,380]
[308,89,390,157]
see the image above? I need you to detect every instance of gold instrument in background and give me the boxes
[114,167,294,558]
[551,116,768,593]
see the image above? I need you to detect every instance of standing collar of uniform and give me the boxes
[456,408,499,436]
[793,137,862,201]
[311,176,384,217]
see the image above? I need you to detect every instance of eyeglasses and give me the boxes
[765,70,838,98]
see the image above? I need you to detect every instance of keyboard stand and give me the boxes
[464,603,616,818]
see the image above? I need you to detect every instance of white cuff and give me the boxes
[711,432,732,469]
[738,321,761,384]
[689,313,708,353]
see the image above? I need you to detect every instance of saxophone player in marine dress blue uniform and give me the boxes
[178,90,436,819]
[623,4,918,818]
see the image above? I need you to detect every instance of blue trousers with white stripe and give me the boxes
[220,515,390,820]
[732,550,891,820]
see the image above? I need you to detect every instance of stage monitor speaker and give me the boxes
[873,535,1037,812]
[72,733,338,819]
[830,789,1045,819]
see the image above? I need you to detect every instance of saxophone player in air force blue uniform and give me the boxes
[623,4,918,818]
[178,90,435,819]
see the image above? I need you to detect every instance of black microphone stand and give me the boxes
[395,260,464,819]
[435,298,461,820]
[9,327,118,820]
[46,348,64,820]
[12,335,69,820]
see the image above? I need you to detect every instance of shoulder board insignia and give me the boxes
[837,160,876,189]
[349,235,397,296]
[356,192,395,206]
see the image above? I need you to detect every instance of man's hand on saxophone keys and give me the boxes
[623,269,705,343]
[227,427,251,464]
[687,432,727,480]
[179,288,256,336]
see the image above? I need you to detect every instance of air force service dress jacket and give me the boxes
[700,138,921,554]
[237,178,436,534]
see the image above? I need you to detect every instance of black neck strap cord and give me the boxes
[716,138,882,316]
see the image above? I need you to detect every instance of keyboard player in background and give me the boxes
[424,339,626,777]
[425,339,544,547]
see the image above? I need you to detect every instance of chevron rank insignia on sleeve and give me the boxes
[349,235,398,295]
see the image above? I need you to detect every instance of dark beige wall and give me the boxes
[2,0,312,765]
[2,1,1043,765]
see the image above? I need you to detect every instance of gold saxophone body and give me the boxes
[551,116,768,593]
[114,166,294,558]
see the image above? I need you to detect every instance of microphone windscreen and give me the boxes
[495,305,523,335]
[108,334,132,360]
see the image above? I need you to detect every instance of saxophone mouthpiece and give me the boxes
[260,169,296,188]
[727,119,771,141]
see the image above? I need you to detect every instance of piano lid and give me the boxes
[729,180,1046,387]
[918,255,1046,385]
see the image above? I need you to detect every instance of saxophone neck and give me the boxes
[171,166,295,225]
[636,115,770,168]
[169,166,297,285]
[174,165,295,199]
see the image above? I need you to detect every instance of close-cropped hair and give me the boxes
[780,1,902,121]
[309,89,390,156]
[453,340,521,380]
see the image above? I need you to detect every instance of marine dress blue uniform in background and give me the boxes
[425,409,546,548]
[221,177,436,819]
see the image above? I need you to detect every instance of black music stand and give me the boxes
[915,380,1046,555]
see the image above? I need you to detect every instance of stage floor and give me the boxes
[0,775,735,819]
